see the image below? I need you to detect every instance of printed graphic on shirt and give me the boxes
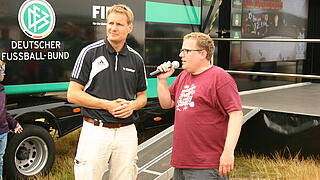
[176,84,196,111]
[84,56,109,90]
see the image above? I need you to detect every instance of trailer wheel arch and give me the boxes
[14,111,59,132]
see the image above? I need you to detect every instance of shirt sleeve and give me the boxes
[6,112,18,130]
[70,48,92,86]
[215,76,242,115]
[136,57,147,92]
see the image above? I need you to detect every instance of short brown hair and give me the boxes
[107,4,134,25]
[183,32,214,60]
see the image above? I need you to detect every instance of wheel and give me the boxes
[4,124,55,179]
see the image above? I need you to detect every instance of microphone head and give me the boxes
[171,61,180,69]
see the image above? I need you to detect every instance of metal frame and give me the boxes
[226,70,320,79]
[212,38,320,42]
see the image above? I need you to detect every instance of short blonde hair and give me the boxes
[184,32,214,60]
[107,4,134,25]
[0,60,4,66]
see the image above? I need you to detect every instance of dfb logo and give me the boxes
[18,0,55,39]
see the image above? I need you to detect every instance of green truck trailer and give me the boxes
[1,0,320,179]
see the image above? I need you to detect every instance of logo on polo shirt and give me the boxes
[90,56,109,77]
[123,67,135,73]
[98,60,105,66]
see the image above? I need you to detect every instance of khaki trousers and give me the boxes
[74,121,138,180]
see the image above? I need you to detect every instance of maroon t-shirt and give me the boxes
[169,66,242,169]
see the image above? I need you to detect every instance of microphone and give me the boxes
[149,61,180,76]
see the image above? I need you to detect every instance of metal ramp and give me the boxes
[240,82,320,117]
[137,126,173,180]
[136,106,260,179]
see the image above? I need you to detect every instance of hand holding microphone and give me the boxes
[149,61,180,77]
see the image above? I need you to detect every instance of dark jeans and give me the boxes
[173,168,229,180]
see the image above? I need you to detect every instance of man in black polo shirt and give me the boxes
[67,4,147,180]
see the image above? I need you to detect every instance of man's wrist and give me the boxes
[222,148,235,154]
[130,100,138,111]
[101,99,112,111]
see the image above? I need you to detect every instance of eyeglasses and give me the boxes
[179,49,203,55]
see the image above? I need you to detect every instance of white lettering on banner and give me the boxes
[2,52,70,61]
[92,5,110,19]
[92,5,111,26]
[47,52,69,60]
[3,40,68,61]
[1,52,45,61]
[11,41,61,49]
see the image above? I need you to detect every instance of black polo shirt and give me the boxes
[70,40,147,123]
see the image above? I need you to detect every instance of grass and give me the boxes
[25,128,320,180]
[232,152,320,180]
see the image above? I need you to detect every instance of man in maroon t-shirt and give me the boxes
[156,32,243,180]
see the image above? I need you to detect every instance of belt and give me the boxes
[83,117,132,128]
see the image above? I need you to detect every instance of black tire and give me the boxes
[4,124,55,179]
